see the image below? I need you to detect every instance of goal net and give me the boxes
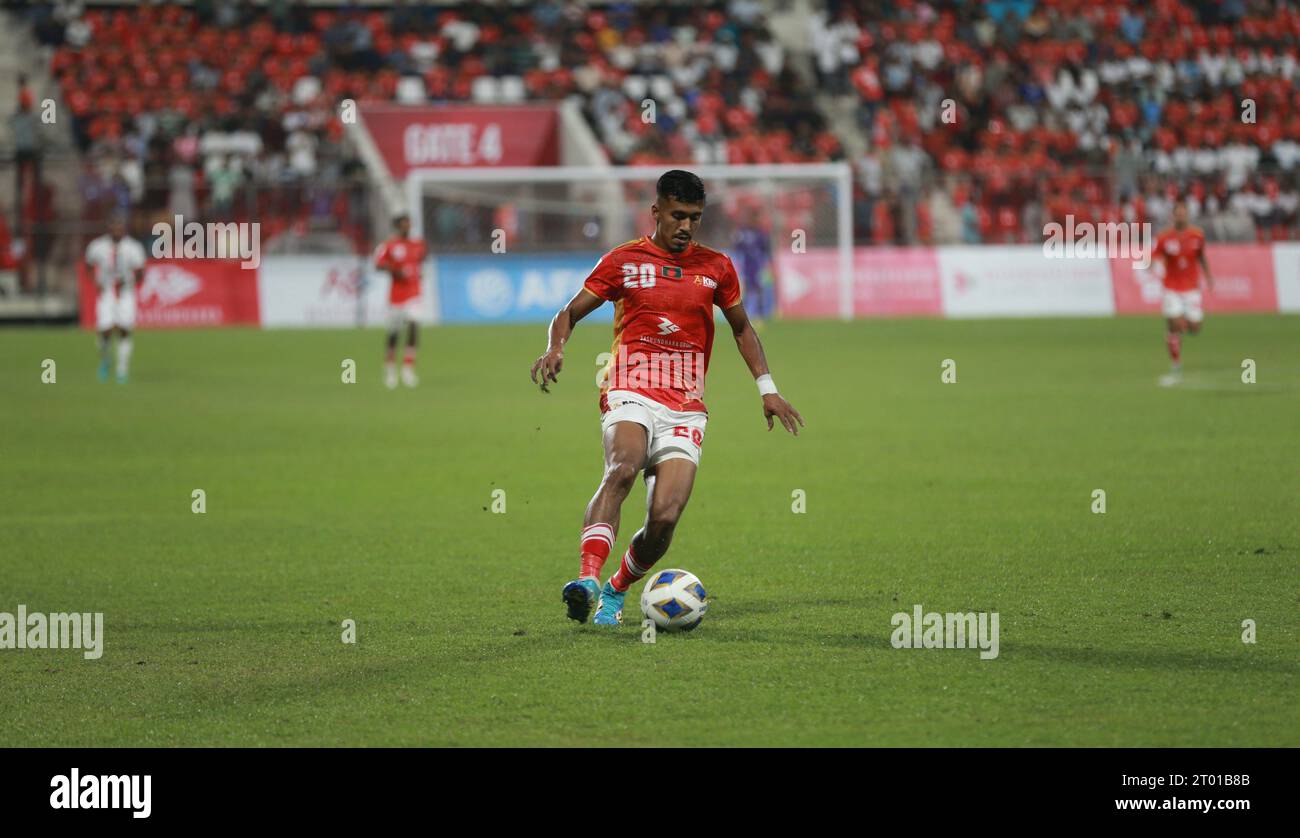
[404,164,855,319]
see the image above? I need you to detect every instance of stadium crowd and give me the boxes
[16,0,1300,251]
[823,0,1300,244]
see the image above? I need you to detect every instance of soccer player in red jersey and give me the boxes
[373,213,427,388]
[1153,199,1215,384]
[530,170,804,625]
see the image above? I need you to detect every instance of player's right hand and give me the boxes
[531,349,564,393]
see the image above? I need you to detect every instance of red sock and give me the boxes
[1166,332,1181,363]
[579,523,614,580]
[403,348,416,366]
[610,536,654,592]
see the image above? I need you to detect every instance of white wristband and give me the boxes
[756,374,778,396]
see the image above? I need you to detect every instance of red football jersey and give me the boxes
[583,236,742,413]
[1154,226,1205,292]
[374,237,427,304]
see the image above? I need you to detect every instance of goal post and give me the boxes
[404,163,856,320]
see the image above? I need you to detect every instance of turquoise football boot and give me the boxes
[592,581,625,626]
[97,359,110,382]
[562,577,601,623]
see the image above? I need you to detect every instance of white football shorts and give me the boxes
[1162,289,1203,322]
[95,288,136,331]
[601,389,707,471]
[386,297,423,331]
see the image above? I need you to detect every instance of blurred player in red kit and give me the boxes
[1154,199,1215,385]
[373,213,427,388]
[530,170,804,626]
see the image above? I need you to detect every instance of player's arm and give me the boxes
[125,243,145,288]
[372,243,393,274]
[721,302,804,436]
[530,288,604,393]
[1198,247,1214,291]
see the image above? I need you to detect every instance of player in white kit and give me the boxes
[85,215,147,383]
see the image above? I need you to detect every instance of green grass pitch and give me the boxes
[1,314,1296,746]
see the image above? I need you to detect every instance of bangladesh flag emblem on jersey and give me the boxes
[660,266,683,279]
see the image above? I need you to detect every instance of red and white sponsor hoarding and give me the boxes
[1268,243,1300,313]
[936,246,1115,318]
[780,244,1285,320]
[1110,244,1277,315]
[79,259,259,329]
[256,255,436,328]
[80,245,1294,328]
[776,247,942,318]
[359,104,560,179]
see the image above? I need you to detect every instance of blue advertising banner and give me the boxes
[435,253,614,323]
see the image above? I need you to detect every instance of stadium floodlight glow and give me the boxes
[404,163,856,320]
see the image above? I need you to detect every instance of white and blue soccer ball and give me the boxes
[639,569,708,632]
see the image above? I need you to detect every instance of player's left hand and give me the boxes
[763,394,804,436]
[530,349,564,393]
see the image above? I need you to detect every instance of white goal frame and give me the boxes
[404,163,856,320]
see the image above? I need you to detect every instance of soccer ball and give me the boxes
[639,569,708,632]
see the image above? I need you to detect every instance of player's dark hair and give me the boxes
[657,170,706,206]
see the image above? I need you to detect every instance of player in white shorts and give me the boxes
[600,389,709,470]
[531,170,804,628]
[1153,199,1214,384]
[1161,286,1203,323]
[85,215,147,383]
[373,214,427,389]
